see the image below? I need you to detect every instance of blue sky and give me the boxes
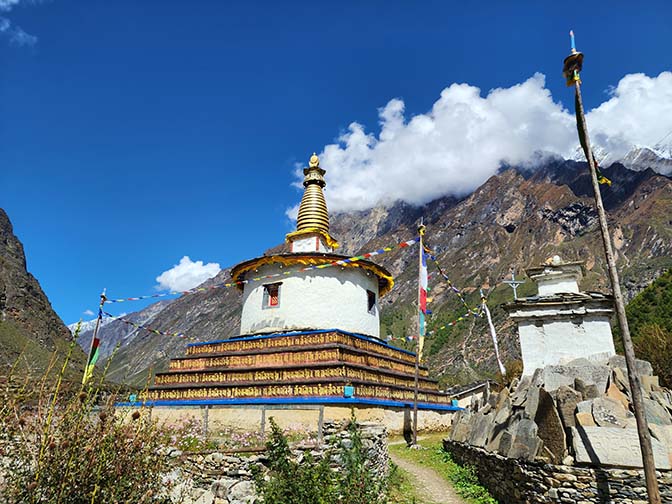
[1,1,671,324]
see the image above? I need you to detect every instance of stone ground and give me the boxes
[388,439,466,504]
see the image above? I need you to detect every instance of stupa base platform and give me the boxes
[140,329,457,409]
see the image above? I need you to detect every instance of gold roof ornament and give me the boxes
[286,153,339,249]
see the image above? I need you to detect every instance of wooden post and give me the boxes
[260,406,266,439]
[202,405,209,439]
[318,406,324,443]
[573,78,661,504]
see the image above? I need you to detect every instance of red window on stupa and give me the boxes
[263,283,281,308]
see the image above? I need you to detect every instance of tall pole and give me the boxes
[412,222,426,447]
[566,32,661,503]
[83,290,106,386]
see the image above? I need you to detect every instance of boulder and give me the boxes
[511,376,531,408]
[487,415,512,453]
[642,375,661,394]
[608,355,653,377]
[450,410,473,442]
[554,385,583,429]
[644,398,672,426]
[534,388,566,463]
[228,480,256,504]
[508,418,541,460]
[651,390,672,415]
[649,424,672,466]
[575,378,601,399]
[523,385,541,419]
[606,381,630,410]
[532,364,610,394]
[571,426,671,469]
[467,412,494,448]
[592,396,634,428]
[498,430,514,456]
[575,411,596,427]
[612,366,631,395]
[576,400,594,414]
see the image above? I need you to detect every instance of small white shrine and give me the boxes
[506,256,616,376]
[232,154,392,338]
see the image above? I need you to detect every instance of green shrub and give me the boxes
[633,323,672,388]
[252,417,337,504]
[253,414,387,504]
[0,326,177,504]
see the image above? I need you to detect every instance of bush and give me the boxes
[252,418,337,504]
[633,323,672,388]
[253,414,387,504]
[0,328,176,504]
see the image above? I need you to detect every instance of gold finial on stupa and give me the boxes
[285,152,339,249]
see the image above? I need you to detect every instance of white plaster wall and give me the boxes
[519,316,616,375]
[136,405,454,435]
[240,262,381,337]
[291,235,331,253]
[537,276,580,296]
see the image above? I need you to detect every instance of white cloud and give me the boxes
[83,309,95,316]
[0,1,21,12]
[155,256,221,292]
[293,72,672,213]
[0,0,39,46]
[583,72,672,159]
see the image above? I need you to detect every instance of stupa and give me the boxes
[505,255,616,376]
[140,154,457,418]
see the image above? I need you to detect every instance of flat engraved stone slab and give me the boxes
[571,426,671,469]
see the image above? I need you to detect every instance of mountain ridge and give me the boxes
[0,209,86,375]
[76,152,672,387]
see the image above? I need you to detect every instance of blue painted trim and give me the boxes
[116,396,462,412]
[186,328,415,357]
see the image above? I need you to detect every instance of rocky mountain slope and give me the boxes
[79,154,672,387]
[0,209,85,375]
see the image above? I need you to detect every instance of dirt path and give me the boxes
[389,450,467,504]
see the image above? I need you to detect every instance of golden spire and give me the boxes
[286,153,339,249]
[297,153,329,231]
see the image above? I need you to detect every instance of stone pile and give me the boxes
[450,355,672,469]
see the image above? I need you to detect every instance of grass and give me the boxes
[388,434,497,504]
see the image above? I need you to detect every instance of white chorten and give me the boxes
[231,154,392,338]
[506,256,616,376]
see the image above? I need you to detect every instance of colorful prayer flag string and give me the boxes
[104,237,420,304]
[427,309,481,335]
[102,311,186,338]
[423,247,481,317]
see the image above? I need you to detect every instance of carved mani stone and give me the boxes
[554,385,583,429]
[534,388,567,463]
[571,426,671,469]
[508,418,541,461]
[592,396,634,428]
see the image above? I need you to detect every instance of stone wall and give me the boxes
[172,420,389,504]
[444,439,672,504]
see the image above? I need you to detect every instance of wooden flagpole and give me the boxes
[412,222,426,447]
[566,31,661,504]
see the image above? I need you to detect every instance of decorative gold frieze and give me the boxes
[154,364,435,389]
[142,381,445,404]
[185,331,418,366]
